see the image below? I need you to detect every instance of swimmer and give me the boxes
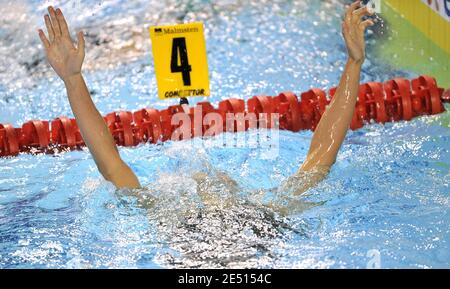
[37,1,374,198]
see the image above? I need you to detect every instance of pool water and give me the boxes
[1,0,449,268]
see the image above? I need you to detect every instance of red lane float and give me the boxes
[51,117,78,148]
[273,92,302,132]
[361,82,388,124]
[300,88,328,131]
[133,108,161,144]
[105,111,135,146]
[385,78,414,121]
[189,101,218,137]
[247,95,275,129]
[160,105,185,141]
[218,98,246,132]
[0,75,448,157]
[21,120,50,150]
[0,123,20,156]
[411,75,445,115]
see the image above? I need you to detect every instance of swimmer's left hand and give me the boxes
[342,1,375,64]
[38,6,85,82]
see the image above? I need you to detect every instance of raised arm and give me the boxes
[38,6,140,189]
[301,1,373,171]
[283,1,374,195]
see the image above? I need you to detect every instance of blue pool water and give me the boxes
[0,0,449,268]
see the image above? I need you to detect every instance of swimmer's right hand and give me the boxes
[38,6,85,82]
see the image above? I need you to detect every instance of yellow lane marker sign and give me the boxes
[149,23,210,100]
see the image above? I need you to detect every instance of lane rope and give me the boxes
[0,75,448,157]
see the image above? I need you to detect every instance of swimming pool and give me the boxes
[0,0,449,268]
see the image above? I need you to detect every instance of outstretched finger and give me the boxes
[345,1,362,20]
[353,6,372,21]
[359,19,375,31]
[38,29,50,49]
[48,6,61,37]
[44,15,54,42]
[56,8,70,38]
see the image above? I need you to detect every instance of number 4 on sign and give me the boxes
[171,37,192,86]
[150,23,210,100]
